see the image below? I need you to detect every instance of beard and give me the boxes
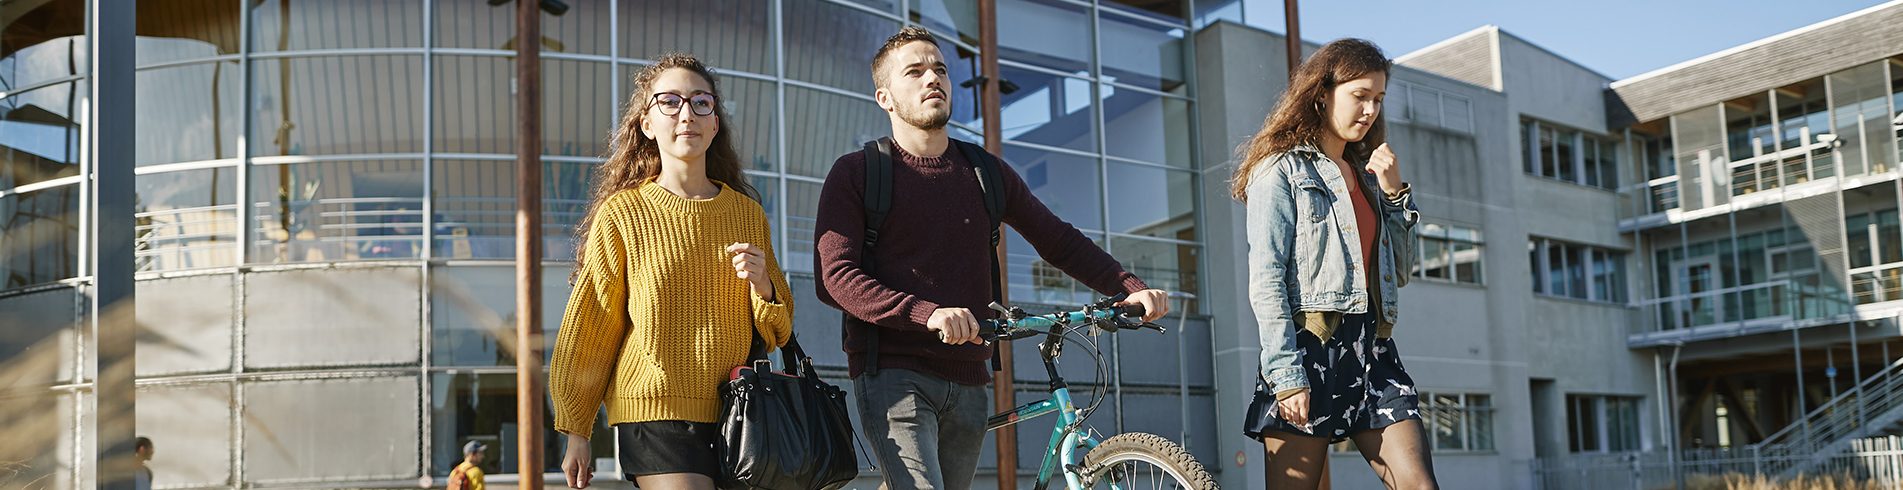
[897,98,952,131]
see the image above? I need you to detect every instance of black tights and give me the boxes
[1261,418,1440,490]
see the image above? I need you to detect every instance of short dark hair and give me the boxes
[135,436,152,451]
[870,26,940,89]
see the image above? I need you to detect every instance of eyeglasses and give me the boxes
[651,93,718,117]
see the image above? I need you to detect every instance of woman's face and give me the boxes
[639,67,719,161]
[1324,72,1387,144]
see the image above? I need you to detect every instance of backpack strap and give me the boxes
[953,139,1010,372]
[851,138,1012,375]
[852,137,897,376]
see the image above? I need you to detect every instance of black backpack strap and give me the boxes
[853,137,897,376]
[954,139,1010,372]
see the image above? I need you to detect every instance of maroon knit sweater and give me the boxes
[813,141,1149,385]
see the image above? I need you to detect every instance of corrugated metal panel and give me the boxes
[1610,2,1903,123]
[1398,31,1496,91]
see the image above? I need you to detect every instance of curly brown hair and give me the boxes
[571,53,760,276]
[1230,38,1391,202]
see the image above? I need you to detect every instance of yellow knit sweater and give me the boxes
[550,181,793,436]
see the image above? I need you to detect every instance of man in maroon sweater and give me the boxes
[814,26,1172,489]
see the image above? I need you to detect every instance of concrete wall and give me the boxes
[1194,20,1294,490]
[1197,21,1666,488]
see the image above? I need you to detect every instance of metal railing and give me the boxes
[1533,437,1903,490]
[1748,355,1903,477]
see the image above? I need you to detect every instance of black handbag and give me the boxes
[717,331,858,490]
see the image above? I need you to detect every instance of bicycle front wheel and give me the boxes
[1079,432,1219,489]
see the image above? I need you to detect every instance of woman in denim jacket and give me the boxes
[1231,38,1436,489]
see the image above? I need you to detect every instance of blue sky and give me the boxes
[1235,0,1891,80]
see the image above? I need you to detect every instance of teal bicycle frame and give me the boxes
[981,304,1149,490]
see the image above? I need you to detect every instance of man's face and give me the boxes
[876,41,951,131]
[136,444,153,462]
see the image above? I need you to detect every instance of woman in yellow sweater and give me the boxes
[550,53,793,490]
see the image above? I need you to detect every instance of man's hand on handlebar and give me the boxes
[1116,289,1171,322]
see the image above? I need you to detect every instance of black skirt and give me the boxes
[1242,312,1421,443]
[616,420,720,481]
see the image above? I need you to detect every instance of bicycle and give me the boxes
[978,293,1220,490]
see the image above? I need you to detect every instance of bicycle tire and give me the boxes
[1079,432,1220,489]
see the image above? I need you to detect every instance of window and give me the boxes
[1522,118,1618,189]
[1333,392,1494,454]
[1392,81,1472,134]
[1530,237,1627,303]
[1848,209,1903,304]
[1568,395,1641,452]
[1416,223,1483,284]
[1426,392,1495,452]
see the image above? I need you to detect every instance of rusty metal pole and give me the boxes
[515,0,546,486]
[1284,0,1301,79]
[979,0,1016,487]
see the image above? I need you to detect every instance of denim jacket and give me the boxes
[1244,144,1421,396]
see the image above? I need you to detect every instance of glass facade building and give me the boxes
[0,0,1224,486]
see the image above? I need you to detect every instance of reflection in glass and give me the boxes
[913,0,982,46]
[1724,92,1775,160]
[1,83,82,189]
[429,265,574,367]
[624,0,775,74]
[747,173,782,251]
[134,382,233,487]
[1828,62,1898,176]
[0,0,86,89]
[242,377,420,482]
[544,60,612,158]
[136,0,240,66]
[784,0,899,93]
[1003,144,1102,230]
[437,0,610,54]
[785,88,887,178]
[251,56,423,156]
[1007,228,1103,307]
[1101,85,1191,166]
[431,160,592,261]
[137,62,242,166]
[433,56,523,156]
[1104,0,1187,22]
[1110,236,1199,312]
[1,184,80,288]
[250,0,422,51]
[250,160,424,263]
[996,67,1096,153]
[136,168,238,272]
[1098,10,1186,91]
[998,0,1091,73]
[430,373,603,476]
[1776,79,1829,147]
[784,179,822,273]
[1106,163,1194,240]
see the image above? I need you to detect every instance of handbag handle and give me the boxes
[747,323,814,378]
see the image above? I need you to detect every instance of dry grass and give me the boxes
[1684,472,1893,490]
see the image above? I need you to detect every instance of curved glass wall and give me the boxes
[0,0,1202,485]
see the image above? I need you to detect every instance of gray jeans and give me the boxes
[855,368,991,490]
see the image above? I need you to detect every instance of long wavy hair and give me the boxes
[572,53,760,276]
[1230,38,1391,202]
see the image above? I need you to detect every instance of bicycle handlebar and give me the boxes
[976,297,1162,342]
